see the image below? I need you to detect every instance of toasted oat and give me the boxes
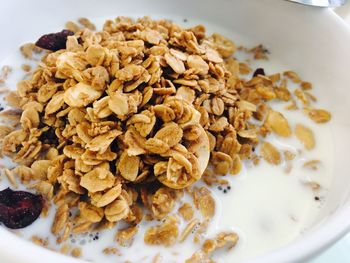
[144,216,179,246]
[215,232,239,250]
[31,235,49,247]
[239,62,251,74]
[304,91,317,103]
[201,232,239,255]
[102,247,121,256]
[0,65,12,83]
[71,247,82,258]
[180,218,199,242]
[211,151,233,175]
[285,100,298,110]
[283,70,301,83]
[185,251,213,263]
[20,43,41,59]
[265,110,291,137]
[202,239,217,254]
[3,168,18,188]
[116,226,138,247]
[78,17,96,30]
[80,168,115,193]
[303,181,321,191]
[284,150,296,161]
[202,171,229,186]
[52,204,69,236]
[192,187,215,218]
[295,124,315,150]
[30,181,54,200]
[249,44,269,60]
[294,89,309,106]
[178,203,194,221]
[104,198,130,223]
[307,108,331,123]
[60,244,71,255]
[260,142,281,165]
[151,188,177,219]
[79,202,104,223]
[21,64,31,72]
[186,232,238,263]
[65,21,81,32]
[301,81,312,90]
[303,160,321,170]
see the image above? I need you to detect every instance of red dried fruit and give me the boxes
[35,30,74,51]
[0,188,43,229]
[253,68,265,77]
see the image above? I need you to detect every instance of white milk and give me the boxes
[0,16,334,263]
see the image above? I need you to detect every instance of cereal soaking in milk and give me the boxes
[0,15,333,263]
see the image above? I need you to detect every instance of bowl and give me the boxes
[1,0,350,262]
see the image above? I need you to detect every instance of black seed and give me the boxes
[227,186,231,190]
[0,106,4,111]
[314,196,320,201]
[183,18,188,23]
[218,186,222,191]
[223,189,227,193]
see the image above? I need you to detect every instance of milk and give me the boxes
[0,16,334,263]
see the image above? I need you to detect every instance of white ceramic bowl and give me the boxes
[1,0,350,262]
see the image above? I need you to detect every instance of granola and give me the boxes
[0,15,333,261]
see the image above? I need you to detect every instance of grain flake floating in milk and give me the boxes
[0,16,333,263]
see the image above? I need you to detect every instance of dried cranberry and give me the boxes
[0,188,43,229]
[35,30,74,51]
[253,68,265,77]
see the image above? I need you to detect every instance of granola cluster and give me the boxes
[0,16,331,261]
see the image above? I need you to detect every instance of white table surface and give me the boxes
[311,234,350,262]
